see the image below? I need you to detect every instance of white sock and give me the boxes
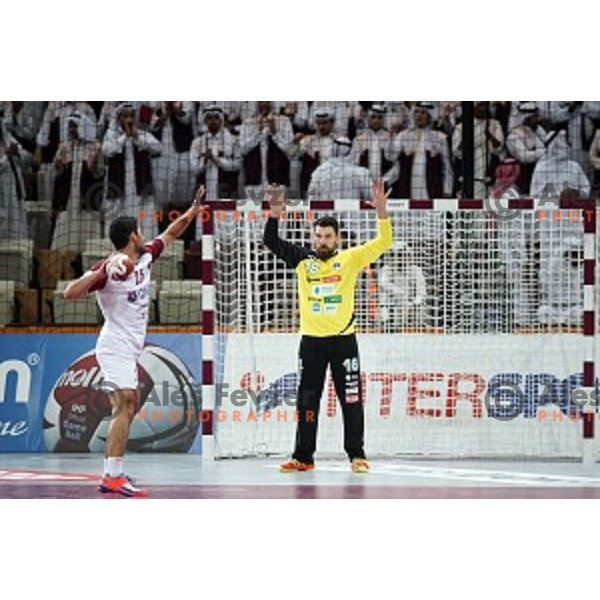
[106,457,124,477]
[103,458,110,475]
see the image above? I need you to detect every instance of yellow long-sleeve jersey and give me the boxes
[263,217,393,336]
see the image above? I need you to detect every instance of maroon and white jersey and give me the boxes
[88,238,164,356]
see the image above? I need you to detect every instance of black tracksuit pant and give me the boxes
[292,333,365,464]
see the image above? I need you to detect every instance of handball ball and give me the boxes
[106,253,134,281]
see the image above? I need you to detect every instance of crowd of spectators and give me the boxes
[1,101,598,329]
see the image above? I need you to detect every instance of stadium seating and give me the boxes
[24,201,53,249]
[0,280,15,326]
[151,240,184,284]
[158,280,202,324]
[0,239,33,288]
[51,211,102,253]
[81,238,113,272]
[53,280,99,324]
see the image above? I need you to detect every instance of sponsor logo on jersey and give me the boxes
[307,261,320,274]
[311,302,321,314]
[324,305,338,314]
[324,295,342,304]
[312,284,335,296]
[308,296,321,302]
[322,275,342,283]
[333,262,341,271]
[127,284,151,303]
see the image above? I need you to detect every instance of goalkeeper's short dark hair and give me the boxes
[109,216,139,250]
[314,216,339,235]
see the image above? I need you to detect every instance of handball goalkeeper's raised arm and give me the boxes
[347,180,393,269]
[262,185,312,268]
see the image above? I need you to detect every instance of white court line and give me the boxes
[303,463,600,487]
[0,471,93,482]
[385,464,600,486]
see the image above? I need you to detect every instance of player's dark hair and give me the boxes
[109,217,139,250]
[314,216,339,235]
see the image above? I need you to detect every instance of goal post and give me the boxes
[206,198,598,461]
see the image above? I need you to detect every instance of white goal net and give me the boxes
[213,201,597,460]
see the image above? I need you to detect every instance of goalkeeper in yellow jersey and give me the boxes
[263,181,392,473]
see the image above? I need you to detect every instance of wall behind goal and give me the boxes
[216,332,598,459]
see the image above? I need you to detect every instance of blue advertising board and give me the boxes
[0,333,202,453]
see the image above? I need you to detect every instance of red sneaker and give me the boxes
[279,459,315,473]
[98,474,148,498]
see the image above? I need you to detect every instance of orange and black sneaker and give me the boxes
[351,458,370,474]
[279,459,315,473]
[98,474,148,498]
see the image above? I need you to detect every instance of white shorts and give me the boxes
[96,348,139,392]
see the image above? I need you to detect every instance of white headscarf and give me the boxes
[332,136,352,158]
[62,111,96,143]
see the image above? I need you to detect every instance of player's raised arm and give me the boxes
[159,185,206,250]
[262,185,310,269]
[351,180,393,268]
[63,253,134,299]
[63,260,109,300]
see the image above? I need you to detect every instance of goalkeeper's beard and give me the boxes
[315,246,337,260]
